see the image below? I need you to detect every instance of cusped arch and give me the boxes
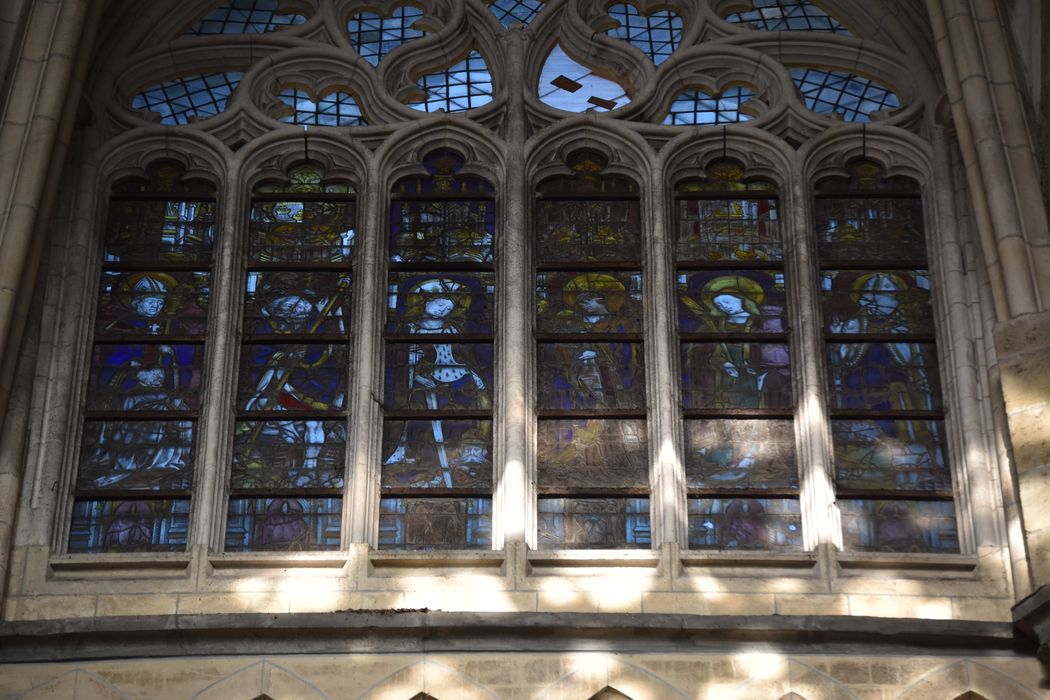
[525,118,655,191]
[191,659,328,700]
[98,130,231,193]
[802,125,935,192]
[661,127,795,193]
[235,130,372,194]
[895,660,1043,700]
[376,120,507,192]
[357,659,498,700]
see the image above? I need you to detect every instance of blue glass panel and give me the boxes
[408,51,493,113]
[244,271,351,336]
[378,497,492,549]
[676,197,781,262]
[104,200,215,263]
[386,273,494,334]
[538,45,629,112]
[225,497,342,551]
[791,68,900,122]
[821,270,932,335]
[68,499,190,553]
[685,419,797,489]
[88,344,202,412]
[249,200,356,263]
[347,6,425,65]
[488,0,543,26]
[78,421,194,490]
[839,499,959,553]
[382,419,492,489]
[681,342,792,408]
[390,199,495,263]
[688,498,802,549]
[95,272,210,337]
[663,87,754,125]
[536,343,645,410]
[384,343,493,411]
[606,4,682,65]
[826,342,941,411]
[537,498,650,549]
[678,271,787,334]
[131,72,243,125]
[184,0,306,35]
[833,419,951,492]
[237,344,348,412]
[537,419,648,489]
[231,420,346,489]
[276,88,366,126]
[536,272,643,334]
[724,0,850,34]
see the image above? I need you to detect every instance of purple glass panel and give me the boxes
[826,342,941,411]
[244,270,352,336]
[839,499,959,553]
[248,200,356,263]
[384,343,492,410]
[676,197,781,262]
[685,419,797,489]
[833,419,950,492]
[535,200,640,262]
[95,271,210,337]
[78,420,194,490]
[688,498,801,549]
[815,198,926,262]
[225,497,342,551]
[378,497,492,549]
[536,343,644,410]
[87,344,202,412]
[681,342,792,409]
[677,270,787,334]
[68,499,190,553]
[821,270,932,335]
[390,199,494,263]
[386,273,494,334]
[535,271,643,334]
[237,344,348,412]
[231,420,346,489]
[382,419,492,489]
[537,419,648,489]
[103,200,215,263]
[537,498,650,549]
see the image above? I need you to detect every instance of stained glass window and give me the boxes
[538,45,630,113]
[791,68,900,122]
[605,4,682,65]
[131,72,243,125]
[535,151,648,549]
[816,161,956,553]
[225,163,355,551]
[380,150,496,549]
[275,87,366,126]
[408,51,494,113]
[676,161,800,549]
[663,87,754,125]
[488,0,544,26]
[724,0,849,34]
[68,161,216,553]
[347,6,425,65]
[184,0,306,35]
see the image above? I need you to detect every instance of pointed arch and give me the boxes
[18,669,129,700]
[533,656,688,700]
[357,659,498,700]
[589,687,634,700]
[895,660,1043,700]
[191,659,328,700]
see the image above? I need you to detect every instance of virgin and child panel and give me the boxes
[536,343,645,410]
[535,272,643,334]
[384,343,493,411]
[68,498,190,553]
[676,197,781,262]
[243,270,351,336]
[231,420,346,489]
[77,420,194,490]
[378,497,492,549]
[537,419,648,489]
[838,499,959,553]
[248,200,356,263]
[832,419,951,492]
[237,344,348,412]
[534,200,640,263]
[814,198,926,263]
[537,498,650,550]
[688,498,802,549]
[677,271,787,334]
[87,344,202,412]
[390,199,494,263]
[104,200,215,263]
[224,497,342,551]
[95,271,210,337]
[826,342,942,411]
[685,419,797,489]
[386,273,494,335]
[680,342,792,409]
[382,419,492,490]
[821,270,932,336]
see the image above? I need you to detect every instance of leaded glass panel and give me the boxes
[131,73,243,125]
[408,51,493,113]
[378,498,492,549]
[815,198,926,262]
[663,88,754,125]
[681,342,792,409]
[78,421,195,490]
[826,342,941,411]
[821,270,932,335]
[237,344,349,412]
[68,499,190,553]
[605,4,682,65]
[536,343,644,410]
[535,200,640,262]
[390,200,495,263]
[384,343,493,411]
[103,200,215,263]
[276,88,366,126]
[839,499,959,553]
[184,0,306,35]
[243,271,351,337]
[535,272,643,334]
[87,344,203,412]
[724,0,849,33]
[688,498,802,549]
[95,272,210,337]
[537,498,650,549]
[537,419,647,489]
[676,197,780,262]
[224,497,342,551]
[347,6,425,65]
[685,419,797,489]
[248,200,356,263]
[678,271,787,334]
[231,420,346,489]
[386,273,494,334]
[488,0,543,26]
[790,68,900,122]
[833,419,950,492]
[382,420,492,489]
[538,45,630,113]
